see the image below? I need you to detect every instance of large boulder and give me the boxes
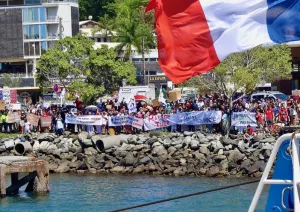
[190,140,199,150]
[111,166,125,174]
[133,164,146,173]
[55,162,70,173]
[78,131,89,142]
[139,156,151,165]
[128,135,138,144]
[4,139,14,150]
[0,145,6,153]
[206,166,220,177]
[163,137,172,147]
[39,141,50,153]
[37,133,55,142]
[228,150,245,163]
[124,152,137,166]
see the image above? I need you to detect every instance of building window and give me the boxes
[23,25,40,39]
[25,0,41,4]
[23,8,39,23]
[97,38,101,42]
[41,41,47,55]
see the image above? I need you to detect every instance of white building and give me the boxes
[79,19,173,89]
[0,0,79,86]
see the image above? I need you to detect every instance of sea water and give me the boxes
[0,174,268,212]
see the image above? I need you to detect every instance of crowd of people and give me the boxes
[2,94,300,143]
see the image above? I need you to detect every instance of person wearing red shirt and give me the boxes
[255,110,264,132]
[278,104,289,125]
[244,125,256,144]
[264,105,274,134]
[74,97,83,111]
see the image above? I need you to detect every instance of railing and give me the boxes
[42,0,78,3]
[0,73,34,78]
[47,16,58,22]
[47,33,59,39]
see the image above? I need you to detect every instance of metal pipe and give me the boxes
[14,142,33,155]
[248,133,292,212]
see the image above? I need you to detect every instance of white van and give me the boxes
[250,91,288,102]
[118,85,156,103]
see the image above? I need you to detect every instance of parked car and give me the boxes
[250,91,288,102]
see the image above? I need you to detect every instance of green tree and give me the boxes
[2,74,22,88]
[112,0,155,61]
[214,45,291,103]
[79,0,115,21]
[37,35,137,103]
[92,14,115,39]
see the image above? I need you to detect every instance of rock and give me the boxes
[260,137,275,143]
[180,158,187,166]
[139,156,151,165]
[190,140,199,150]
[214,141,224,152]
[228,150,245,163]
[64,131,71,137]
[152,145,167,156]
[81,139,93,147]
[104,160,114,169]
[48,162,58,171]
[173,168,185,176]
[37,133,55,142]
[248,161,266,174]
[4,140,14,150]
[206,166,220,177]
[0,145,5,153]
[220,160,229,170]
[87,131,95,139]
[78,131,89,141]
[174,144,183,149]
[183,131,194,136]
[84,147,97,156]
[199,137,209,144]
[124,152,137,166]
[167,146,177,155]
[32,141,39,151]
[146,137,159,146]
[262,143,273,150]
[199,168,207,175]
[69,161,78,169]
[172,139,183,146]
[133,164,146,173]
[73,140,81,147]
[128,135,138,144]
[184,136,192,145]
[218,149,224,155]
[55,162,70,173]
[152,142,162,147]
[221,137,233,145]
[39,141,50,152]
[111,166,125,173]
[199,146,209,155]
[163,137,172,147]
[193,152,206,160]
[240,159,252,171]
[214,155,226,161]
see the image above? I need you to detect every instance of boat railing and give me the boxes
[249,133,300,211]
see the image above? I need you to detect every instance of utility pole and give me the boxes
[142,37,146,85]
[59,17,63,40]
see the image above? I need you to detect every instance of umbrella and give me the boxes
[85,105,97,110]
[134,95,147,101]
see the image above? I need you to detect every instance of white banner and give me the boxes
[3,90,10,105]
[144,114,171,131]
[231,112,257,127]
[169,111,222,125]
[109,116,131,126]
[65,115,103,125]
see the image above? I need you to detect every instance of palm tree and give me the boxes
[2,74,22,88]
[92,14,115,40]
[113,0,154,61]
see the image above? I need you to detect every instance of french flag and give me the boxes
[146,0,300,84]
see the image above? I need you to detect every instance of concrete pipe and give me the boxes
[15,142,33,155]
[95,135,131,151]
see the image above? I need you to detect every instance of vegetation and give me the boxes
[37,35,137,104]
[181,45,291,101]
[2,74,22,88]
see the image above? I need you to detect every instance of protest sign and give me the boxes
[0,100,5,110]
[3,90,10,105]
[168,89,182,102]
[152,99,160,107]
[10,90,17,103]
[169,111,222,125]
[231,112,257,127]
[65,115,103,125]
[109,116,130,126]
[10,104,21,110]
[130,117,144,129]
[144,114,171,131]
[41,116,52,128]
[27,114,40,126]
[7,112,20,123]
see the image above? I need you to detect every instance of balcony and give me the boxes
[47,33,59,39]
[47,16,58,22]
[42,0,78,3]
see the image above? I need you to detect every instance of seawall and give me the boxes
[0,131,275,178]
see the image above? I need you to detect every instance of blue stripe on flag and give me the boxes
[267,0,300,43]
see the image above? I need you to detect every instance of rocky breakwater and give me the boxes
[0,131,276,178]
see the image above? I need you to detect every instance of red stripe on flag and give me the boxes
[150,0,220,84]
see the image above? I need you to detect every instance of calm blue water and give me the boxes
[1,174,268,212]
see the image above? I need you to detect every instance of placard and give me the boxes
[168,89,182,102]
[3,90,10,105]
[152,99,160,107]
[26,114,40,126]
[7,112,20,123]
[10,103,21,110]
[10,90,17,103]
[0,100,5,110]
[40,116,52,128]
